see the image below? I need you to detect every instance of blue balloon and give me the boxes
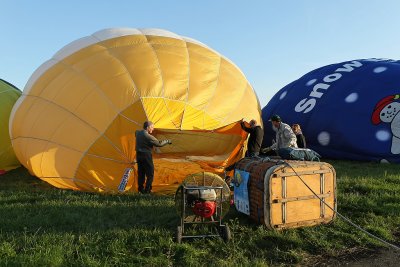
[262,58,400,163]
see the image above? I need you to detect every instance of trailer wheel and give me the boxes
[220,225,231,242]
[176,226,183,244]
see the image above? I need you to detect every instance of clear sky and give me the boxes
[2,0,400,107]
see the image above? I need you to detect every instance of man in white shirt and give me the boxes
[262,115,297,155]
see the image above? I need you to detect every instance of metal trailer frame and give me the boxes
[175,184,231,243]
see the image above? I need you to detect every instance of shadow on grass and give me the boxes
[0,167,51,190]
[0,167,180,234]
[0,197,178,233]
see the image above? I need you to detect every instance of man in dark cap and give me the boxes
[240,119,263,157]
[262,115,297,154]
[135,121,172,194]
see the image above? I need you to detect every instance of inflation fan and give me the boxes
[174,172,231,243]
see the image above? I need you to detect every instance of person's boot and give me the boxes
[144,186,152,194]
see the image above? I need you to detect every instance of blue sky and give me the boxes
[1,1,400,107]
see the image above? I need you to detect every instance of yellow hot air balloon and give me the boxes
[10,28,261,193]
[0,79,21,174]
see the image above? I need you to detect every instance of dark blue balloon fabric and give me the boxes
[262,58,400,163]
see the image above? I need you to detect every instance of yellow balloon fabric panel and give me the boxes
[10,28,261,193]
[0,79,21,173]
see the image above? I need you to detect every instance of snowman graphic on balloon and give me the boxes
[372,94,400,154]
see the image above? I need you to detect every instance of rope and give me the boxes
[282,160,400,251]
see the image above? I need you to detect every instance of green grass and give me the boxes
[0,160,399,266]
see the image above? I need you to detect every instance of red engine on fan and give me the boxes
[192,200,216,218]
[186,188,217,218]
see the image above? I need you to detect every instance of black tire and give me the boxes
[176,226,183,244]
[220,225,231,242]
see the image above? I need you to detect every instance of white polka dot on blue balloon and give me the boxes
[345,93,358,103]
[279,91,287,100]
[318,131,330,146]
[306,79,317,86]
[373,66,387,73]
[376,130,391,141]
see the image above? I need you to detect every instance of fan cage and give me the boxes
[175,172,231,219]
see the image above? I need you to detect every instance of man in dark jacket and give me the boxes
[240,119,263,157]
[135,121,172,194]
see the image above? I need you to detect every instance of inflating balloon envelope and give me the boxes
[262,58,400,164]
[0,79,21,174]
[10,28,261,193]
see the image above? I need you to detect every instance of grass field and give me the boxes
[0,160,399,266]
